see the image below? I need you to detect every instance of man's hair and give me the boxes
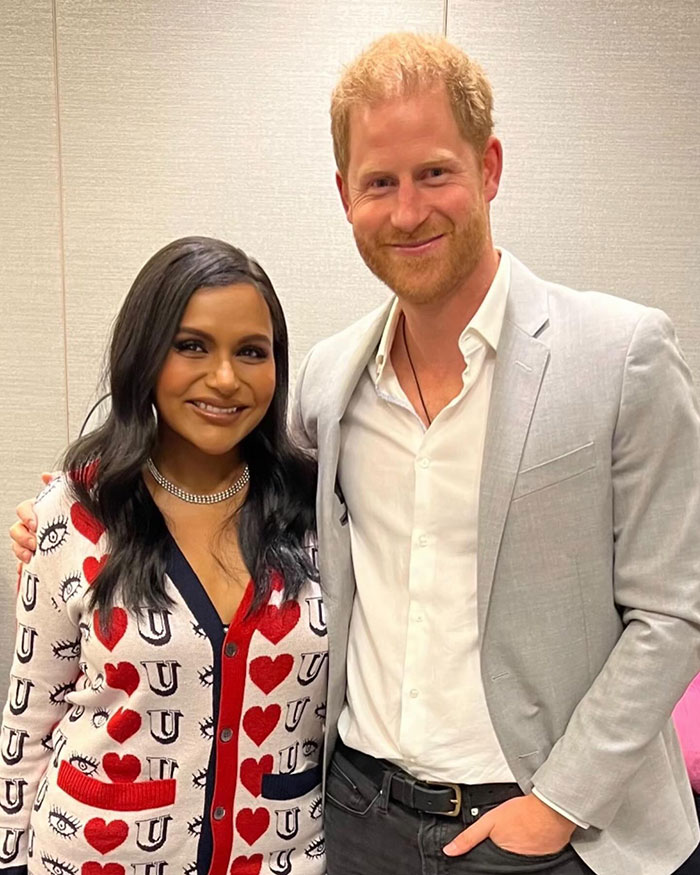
[331,32,494,177]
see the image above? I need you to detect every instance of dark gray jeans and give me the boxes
[325,747,595,875]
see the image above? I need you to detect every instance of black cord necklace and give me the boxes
[401,314,432,426]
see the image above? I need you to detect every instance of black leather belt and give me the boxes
[336,739,522,818]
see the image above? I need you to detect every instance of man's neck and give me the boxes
[399,246,500,368]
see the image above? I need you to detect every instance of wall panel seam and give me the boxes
[51,0,70,442]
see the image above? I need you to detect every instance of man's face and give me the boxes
[338,87,501,305]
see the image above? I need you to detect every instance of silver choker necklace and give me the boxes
[146,457,249,504]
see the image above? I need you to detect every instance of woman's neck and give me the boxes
[151,428,244,495]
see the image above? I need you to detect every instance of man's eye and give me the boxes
[48,807,81,838]
[69,753,98,775]
[38,517,69,554]
[174,338,206,353]
[369,177,392,189]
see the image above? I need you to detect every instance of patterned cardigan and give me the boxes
[0,476,327,875]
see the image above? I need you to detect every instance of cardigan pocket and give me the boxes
[260,764,322,801]
[57,760,176,811]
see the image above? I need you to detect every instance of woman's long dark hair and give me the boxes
[63,236,317,615]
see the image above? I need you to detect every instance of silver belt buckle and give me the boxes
[426,780,462,817]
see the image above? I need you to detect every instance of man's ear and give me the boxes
[481,136,503,204]
[336,171,353,222]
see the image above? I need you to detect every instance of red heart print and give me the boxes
[84,555,109,585]
[243,705,280,746]
[240,755,273,797]
[105,661,139,697]
[258,600,300,645]
[82,863,125,875]
[93,608,128,651]
[107,707,141,744]
[84,818,129,854]
[102,753,141,783]
[270,571,284,592]
[249,655,293,694]
[236,808,269,846]
[230,855,263,875]
[71,502,105,544]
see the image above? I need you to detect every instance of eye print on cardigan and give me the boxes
[40,854,78,875]
[305,837,325,859]
[199,716,214,740]
[69,753,98,776]
[37,516,69,554]
[187,815,203,837]
[198,665,214,688]
[92,708,109,728]
[309,796,322,820]
[314,702,326,720]
[49,681,75,706]
[79,622,91,642]
[191,768,207,789]
[52,639,80,661]
[191,621,206,639]
[184,865,197,875]
[302,739,319,757]
[59,573,82,603]
[48,806,81,839]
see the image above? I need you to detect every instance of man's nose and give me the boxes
[390,181,429,234]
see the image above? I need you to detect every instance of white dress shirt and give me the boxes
[337,251,515,784]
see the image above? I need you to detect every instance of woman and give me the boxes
[1,237,326,873]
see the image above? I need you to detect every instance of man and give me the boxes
[10,31,700,875]
[291,32,700,875]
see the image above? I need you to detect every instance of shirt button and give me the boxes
[224,642,237,657]
[409,688,419,699]
[418,535,428,547]
[220,728,233,742]
[415,615,423,623]
[418,457,430,469]
[213,806,226,820]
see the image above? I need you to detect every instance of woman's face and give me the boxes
[154,283,276,460]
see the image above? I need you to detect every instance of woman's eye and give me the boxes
[174,338,206,354]
[69,753,98,775]
[41,853,78,874]
[48,807,81,838]
[38,517,69,554]
[238,345,268,360]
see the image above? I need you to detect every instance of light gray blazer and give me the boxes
[292,255,700,875]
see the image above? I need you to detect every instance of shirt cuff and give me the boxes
[532,787,589,829]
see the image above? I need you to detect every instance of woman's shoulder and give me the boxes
[32,473,106,558]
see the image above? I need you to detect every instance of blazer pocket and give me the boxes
[513,441,596,501]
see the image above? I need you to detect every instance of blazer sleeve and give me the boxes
[531,307,700,828]
[290,347,318,453]
[0,478,83,873]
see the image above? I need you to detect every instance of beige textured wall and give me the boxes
[0,0,698,678]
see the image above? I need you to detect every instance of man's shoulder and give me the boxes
[299,299,391,387]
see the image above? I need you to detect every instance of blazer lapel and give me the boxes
[477,259,550,634]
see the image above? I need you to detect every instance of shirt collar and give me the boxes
[373,249,511,384]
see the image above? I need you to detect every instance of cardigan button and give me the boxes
[220,728,233,743]
[213,805,226,820]
[224,642,238,658]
